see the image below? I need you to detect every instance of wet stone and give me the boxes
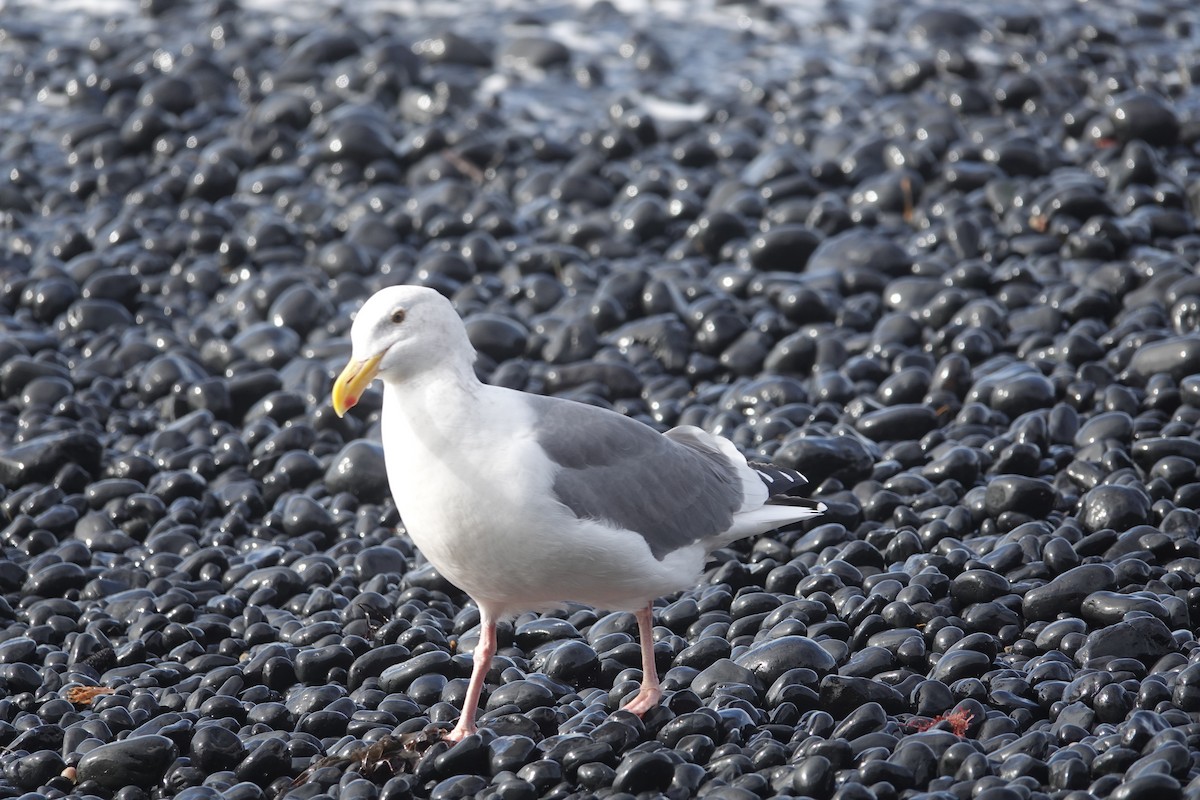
[355,545,409,579]
[774,436,875,484]
[0,637,37,664]
[1075,411,1133,448]
[989,371,1055,417]
[906,7,983,41]
[691,658,763,698]
[234,567,305,600]
[1,357,70,398]
[807,231,911,278]
[930,650,992,683]
[1022,564,1116,621]
[22,562,88,597]
[500,36,571,71]
[612,751,675,795]
[270,283,334,335]
[1131,437,1200,469]
[7,749,67,791]
[64,299,134,333]
[414,31,493,66]
[486,680,555,712]
[380,651,453,693]
[189,725,247,773]
[733,635,836,685]
[1126,335,1200,382]
[539,640,600,684]
[0,431,102,485]
[856,405,938,442]
[983,475,1054,518]
[1109,92,1180,147]
[950,569,1010,605]
[230,323,300,368]
[819,675,905,716]
[76,734,178,789]
[281,494,336,538]
[747,226,821,272]
[1080,591,1170,626]
[235,737,290,786]
[1074,616,1176,666]
[1080,485,1151,533]
[465,314,530,362]
[324,441,390,503]
[0,663,41,693]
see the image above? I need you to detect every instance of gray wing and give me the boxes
[528,395,743,560]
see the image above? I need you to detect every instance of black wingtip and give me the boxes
[749,462,810,497]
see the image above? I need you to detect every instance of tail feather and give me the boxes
[727,500,825,539]
[764,495,827,514]
[663,426,825,542]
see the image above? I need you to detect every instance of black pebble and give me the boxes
[324,441,391,503]
[76,735,178,789]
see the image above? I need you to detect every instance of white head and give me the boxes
[331,285,475,416]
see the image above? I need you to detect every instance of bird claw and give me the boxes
[618,686,663,717]
[442,724,476,744]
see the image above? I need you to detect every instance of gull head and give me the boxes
[331,286,471,417]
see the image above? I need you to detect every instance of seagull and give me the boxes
[331,286,824,742]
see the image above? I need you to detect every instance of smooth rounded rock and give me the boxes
[733,636,836,685]
[1080,485,1151,533]
[324,441,390,503]
[1022,564,1116,621]
[77,734,178,789]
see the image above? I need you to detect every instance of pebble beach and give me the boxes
[2,0,1200,799]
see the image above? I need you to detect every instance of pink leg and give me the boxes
[619,603,663,716]
[445,608,496,743]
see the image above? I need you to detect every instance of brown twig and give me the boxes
[65,686,116,706]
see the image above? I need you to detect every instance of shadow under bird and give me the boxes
[331,285,825,742]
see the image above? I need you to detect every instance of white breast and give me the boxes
[379,383,707,615]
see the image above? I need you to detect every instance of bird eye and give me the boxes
[390,308,406,324]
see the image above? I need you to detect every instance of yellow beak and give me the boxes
[331,353,384,417]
